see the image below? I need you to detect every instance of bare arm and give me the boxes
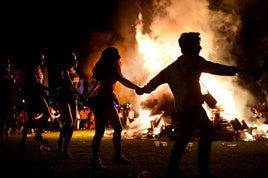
[113,70,140,90]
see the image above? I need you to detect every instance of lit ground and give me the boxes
[1,129,268,178]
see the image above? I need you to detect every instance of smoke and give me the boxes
[140,87,175,116]
[81,0,268,115]
[131,0,249,115]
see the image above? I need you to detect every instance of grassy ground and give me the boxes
[1,129,268,178]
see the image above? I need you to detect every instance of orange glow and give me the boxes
[128,9,268,141]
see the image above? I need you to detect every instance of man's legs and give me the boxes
[197,107,214,176]
[166,110,193,178]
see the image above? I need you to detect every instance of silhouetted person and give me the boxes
[78,106,90,129]
[20,52,52,151]
[136,32,250,178]
[89,47,140,169]
[55,50,84,159]
[17,107,28,134]
[0,57,15,146]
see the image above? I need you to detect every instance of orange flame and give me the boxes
[127,11,268,141]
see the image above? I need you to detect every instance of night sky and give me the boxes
[1,1,267,63]
[0,0,268,92]
[0,0,119,60]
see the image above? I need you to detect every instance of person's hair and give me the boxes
[178,32,200,53]
[92,47,121,80]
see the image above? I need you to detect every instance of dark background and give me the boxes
[0,0,119,62]
[0,0,122,88]
[0,0,268,91]
[0,0,267,66]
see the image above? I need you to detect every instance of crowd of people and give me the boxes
[0,32,267,178]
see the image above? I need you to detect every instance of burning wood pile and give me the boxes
[126,101,268,142]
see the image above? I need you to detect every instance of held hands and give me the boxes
[136,87,145,95]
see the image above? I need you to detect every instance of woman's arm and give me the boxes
[113,70,140,90]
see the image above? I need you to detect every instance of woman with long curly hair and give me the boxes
[90,47,140,169]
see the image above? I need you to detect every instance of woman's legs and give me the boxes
[91,108,106,168]
[62,101,77,155]
[108,106,122,158]
[57,102,74,158]
[108,105,132,165]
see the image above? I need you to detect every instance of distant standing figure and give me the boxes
[17,108,28,134]
[78,106,90,129]
[89,47,140,169]
[136,32,251,178]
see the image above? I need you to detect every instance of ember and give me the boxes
[126,99,268,142]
